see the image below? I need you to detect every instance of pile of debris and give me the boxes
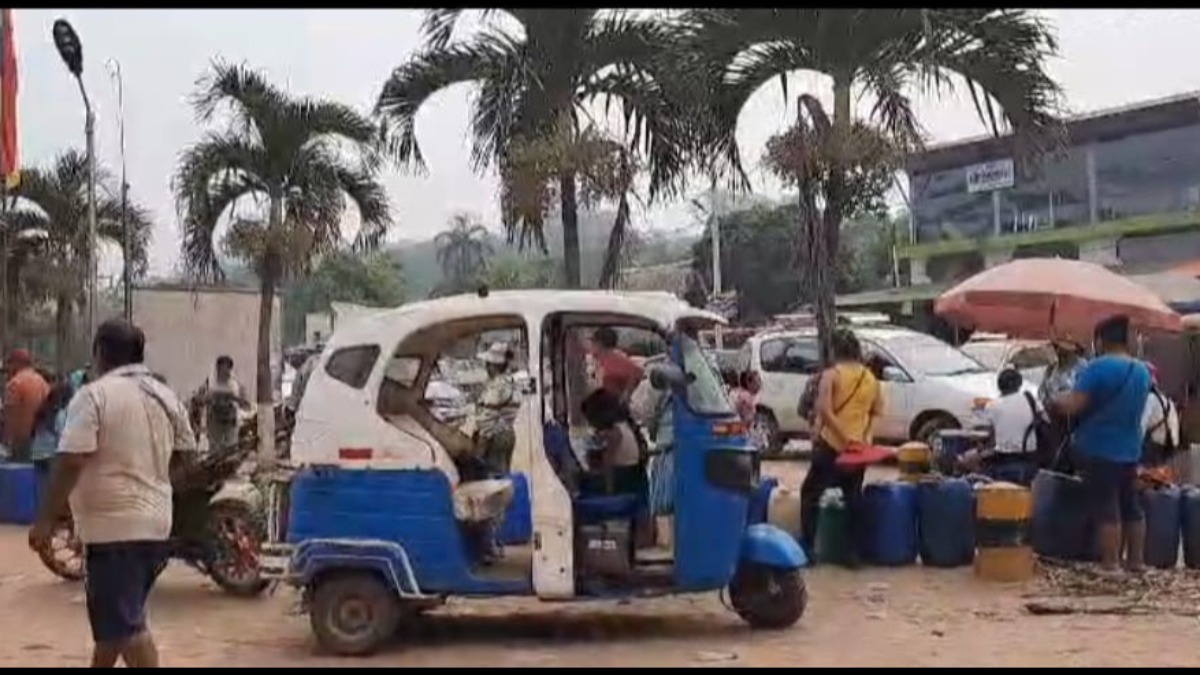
[1023,558,1200,617]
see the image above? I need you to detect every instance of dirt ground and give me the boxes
[4,461,1200,668]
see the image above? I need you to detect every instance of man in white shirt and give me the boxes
[961,368,1042,475]
[28,319,197,668]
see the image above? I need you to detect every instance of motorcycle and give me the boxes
[37,408,278,598]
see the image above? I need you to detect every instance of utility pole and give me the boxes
[106,58,130,321]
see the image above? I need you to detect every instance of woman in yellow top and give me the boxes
[800,329,884,566]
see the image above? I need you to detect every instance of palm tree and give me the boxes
[173,62,393,462]
[375,9,690,288]
[9,150,152,370]
[685,9,1063,358]
[434,213,492,293]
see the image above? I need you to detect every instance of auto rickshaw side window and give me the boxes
[324,345,381,389]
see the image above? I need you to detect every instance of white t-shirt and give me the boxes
[58,365,198,544]
[1142,389,1180,447]
[981,392,1041,455]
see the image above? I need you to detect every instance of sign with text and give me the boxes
[965,158,1015,193]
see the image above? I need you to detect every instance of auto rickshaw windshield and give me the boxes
[679,334,736,416]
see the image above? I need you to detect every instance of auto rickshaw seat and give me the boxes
[543,421,644,525]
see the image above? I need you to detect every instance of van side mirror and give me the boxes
[882,365,910,383]
[650,363,691,390]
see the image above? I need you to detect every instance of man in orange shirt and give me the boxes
[3,349,50,461]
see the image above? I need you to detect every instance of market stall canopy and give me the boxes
[935,258,1183,342]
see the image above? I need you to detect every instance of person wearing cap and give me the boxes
[2,349,50,461]
[472,342,519,479]
[1038,341,1088,469]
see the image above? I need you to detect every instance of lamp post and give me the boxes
[52,18,97,340]
[105,57,130,321]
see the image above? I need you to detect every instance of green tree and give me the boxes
[174,62,393,461]
[10,150,152,370]
[434,213,492,294]
[283,250,406,345]
[686,9,1062,359]
[482,252,557,291]
[374,9,689,288]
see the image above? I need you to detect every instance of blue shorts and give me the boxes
[84,541,170,643]
[1079,458,1143,526]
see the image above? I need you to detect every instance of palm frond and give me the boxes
[192,60,288,141]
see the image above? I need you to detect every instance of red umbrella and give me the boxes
[935,258,1182,342]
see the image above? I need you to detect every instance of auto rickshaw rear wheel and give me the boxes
[310,572,401,656]
[728,563,807,629]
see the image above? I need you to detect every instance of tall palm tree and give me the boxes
[434,213,492,292]
[375,9,690,288]
[10,150,152,370]
[174,62,393,462]
[685,9,1063,358]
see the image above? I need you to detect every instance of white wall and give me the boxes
[133,287,282,401]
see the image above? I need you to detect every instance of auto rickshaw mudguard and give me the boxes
[740,523,808,569]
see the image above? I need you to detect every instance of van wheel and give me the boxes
[914,413,959,447]
[728,563,806,629]
[752,409,783,457]
[310,573,400,657]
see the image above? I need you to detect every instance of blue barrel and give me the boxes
[747,477,777,525]
[1031,470,1096,561]
[917,478,976,567]
[0,463,37,525]
[1142,486,1182,569]
[1183,488,1200,569]
[497,473,532,546]
[861,482,918,566]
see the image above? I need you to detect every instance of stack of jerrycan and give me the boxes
[861,481,918,566]
[815,488,852,565]
[917,477,976,567]
[1182,487,1200,569]
[1141,485,1182,569]
[974,481,1034,581]
[1031,470,1096,561]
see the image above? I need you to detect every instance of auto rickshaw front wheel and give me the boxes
[728,563,807,629]
[310,572,401,657]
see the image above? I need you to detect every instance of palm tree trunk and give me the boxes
[560,171,582,289]
[812,78,854,363]
[256,197,282,466]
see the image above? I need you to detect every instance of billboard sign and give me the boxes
[965,158,1015,193]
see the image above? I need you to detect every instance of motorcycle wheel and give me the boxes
[37,515,85,582]
[206,501,269,598]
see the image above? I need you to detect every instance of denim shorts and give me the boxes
[1079,458,1143,526]
[84,541,170,643]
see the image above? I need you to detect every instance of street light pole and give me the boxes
[105,57,130,321]
[52,18,98,341]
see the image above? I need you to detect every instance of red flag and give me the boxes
[1,9,18,189]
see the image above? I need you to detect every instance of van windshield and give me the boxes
[680,334,735,416]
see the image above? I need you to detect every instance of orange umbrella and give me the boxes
[935,258,1182,342]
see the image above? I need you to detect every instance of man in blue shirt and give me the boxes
[1055,315,1151,575]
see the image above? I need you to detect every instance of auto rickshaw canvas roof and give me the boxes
[324,289,727,350]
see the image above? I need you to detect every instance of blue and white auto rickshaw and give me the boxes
[261,289,807,656]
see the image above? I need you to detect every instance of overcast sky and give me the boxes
[15,9,1200,275]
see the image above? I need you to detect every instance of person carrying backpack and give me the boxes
[1140,362,1180,468]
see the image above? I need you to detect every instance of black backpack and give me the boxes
[1021,391,1053,458]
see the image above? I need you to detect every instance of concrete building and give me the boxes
[902,91,1200,286]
